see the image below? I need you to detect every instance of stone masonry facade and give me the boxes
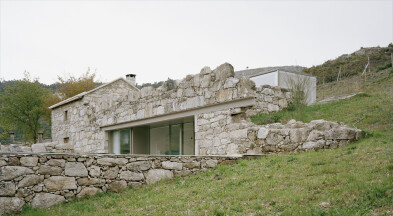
[49,63,292,154]
[0,153,240,214]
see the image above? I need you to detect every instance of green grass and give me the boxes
[251,92,393,134]
[18,67,393,216]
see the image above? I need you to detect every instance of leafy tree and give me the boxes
[0,73,49,143]
[57,68,100,99]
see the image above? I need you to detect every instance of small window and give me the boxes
[64,111,68,122]
[64,137,69,143]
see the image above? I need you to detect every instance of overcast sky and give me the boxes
[0,0,392,85]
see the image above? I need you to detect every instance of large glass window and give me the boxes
[110,118,194,155]
[112,129,130,154]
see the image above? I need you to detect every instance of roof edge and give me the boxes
[49,77,139,109]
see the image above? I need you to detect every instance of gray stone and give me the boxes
[0,182,16,196]
[162,161,183,170]
[257,128,269,139]
[77,178,105,186]
[0,159,6,167]
[205,160,218,168]
[184,162,200,169]
[88,165,101,177]
[223,78,239,88]
[0,166,33,181]
[108,181,127,193]
[38,165,63,175]
[230,129,248,139]
[31,143,47,152]
[145,169,174,185]
[65,162,88,177]
[0,197,25,215]
[97,158,128,166]
[44,176,77,192]
[119,171,144,181]
[103,166,119,179]
[18,175,44,187]
[214,63,234,80]
[47,159,66,167]
[20,157,38,166]
[127,161,151,171]
[76,187,102,198]
[31,193,65,208]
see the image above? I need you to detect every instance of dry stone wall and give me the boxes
[196,114,362,155]
[0,153,240,215]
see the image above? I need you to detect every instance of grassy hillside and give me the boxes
[19,66,393,215]
[304,44,393,84]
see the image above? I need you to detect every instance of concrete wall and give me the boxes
[250,71,278,87]
[0,153,241,214]
[278,71,317,105]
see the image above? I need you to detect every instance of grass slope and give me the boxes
[19,71,393,216]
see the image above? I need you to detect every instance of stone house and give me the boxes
[49,63,293,155]
[48,63,359,156]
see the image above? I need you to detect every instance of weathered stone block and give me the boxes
[0,197,25,215]
[145,169,173,185]
[0,166,34,181]
[47,159,66,167]
[31,144,47,153]
[65,162,88,177]
[76,187,102,198]
[184,162,200,169]
[77,178,105,186]
[119,171,144,181]
[44,176,77,191]
[103,166,119,179]
[205,160,218,168]
[18,175,44,188]
[97,158,128,166]
[37,165,63,175]
[162,161,183,170]
[20,157,38,167]
[0,182,16,196]
[88,165,101,177]
[31,193,65,208]
[108,181,127,193]
[126,161,151,171]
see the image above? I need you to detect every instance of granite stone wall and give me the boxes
[0,153,240,214]
[49,63,291,154]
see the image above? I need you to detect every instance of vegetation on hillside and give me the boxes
[304,44,393,84]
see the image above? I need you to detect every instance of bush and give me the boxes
[376,63,392,72]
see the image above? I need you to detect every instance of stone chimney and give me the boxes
[126,74,136,86]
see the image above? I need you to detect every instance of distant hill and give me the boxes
[304,44,393,84]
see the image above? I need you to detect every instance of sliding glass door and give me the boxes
[110,119,194,155]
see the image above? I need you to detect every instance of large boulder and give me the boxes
[0,197,25,215]
[145,169,173,185]
[0,166,33,181]
[18,175,44,188]
[31,193,65,208]
[65,162,88,177]
[44,176,77,192]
